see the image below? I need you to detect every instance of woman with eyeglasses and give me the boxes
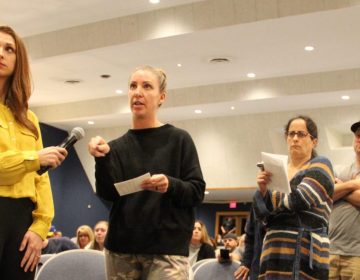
[253,115,334,279]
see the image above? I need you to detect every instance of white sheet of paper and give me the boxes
[261,152,291,194]
[114,173,151,196]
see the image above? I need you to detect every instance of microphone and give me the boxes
[37,127,85,175]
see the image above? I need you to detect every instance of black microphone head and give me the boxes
[71,127,85,140]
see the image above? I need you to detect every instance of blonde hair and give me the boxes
[76,225,94,248]
[94,220,108,229]
[89,221,108,251]
[130,65,167,94]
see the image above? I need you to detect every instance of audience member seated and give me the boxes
[209,237,217,250]
[42,237,79,254]
[76,225,94,249]
[220,217,236,236]
[86,221,108,251]
[215,234,223,247]
[54,231,62,238]
[189,220,215,267]
[216,233,242,262]
[47,225,57,238]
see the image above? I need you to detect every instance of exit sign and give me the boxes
[229,201,237,208]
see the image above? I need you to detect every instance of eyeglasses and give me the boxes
[286,131,313,139]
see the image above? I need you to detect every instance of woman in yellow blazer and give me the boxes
[0,26,67,279]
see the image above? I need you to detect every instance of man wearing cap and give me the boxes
[329,121,360,279]
[216,233,242,262]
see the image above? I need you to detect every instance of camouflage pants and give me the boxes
[105,250,189,280]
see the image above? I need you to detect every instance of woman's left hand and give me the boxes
[19,231,43,272]
[141,174,169,193]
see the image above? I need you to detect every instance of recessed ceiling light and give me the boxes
[115,89,123,94]
[149,0,160,4]
[209,57,230,64]
[65,79,81,84]
[88,121,95,125]
[194,109,202,114]
[177,63,182,67]
[247,73,256,78]
[230,106,235,110]
[341,95,350,100]
[304,46,315,51]
[204,191,210,195]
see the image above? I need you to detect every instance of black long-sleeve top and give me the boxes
[242,207,265,280]
[197,243,215,261]
[94,124,206,256]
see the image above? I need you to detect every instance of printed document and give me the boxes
[114,173,151,196]
[261,152,291,194]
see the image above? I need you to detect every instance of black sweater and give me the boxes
[197,243,215,262]
[242,207,265,280]
[95,124,206,256]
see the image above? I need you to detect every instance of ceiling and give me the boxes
[2,0,360,202]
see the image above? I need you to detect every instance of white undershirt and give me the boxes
[189,243,201,266]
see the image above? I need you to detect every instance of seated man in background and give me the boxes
[220,217,236,237]
[216,233,242,262]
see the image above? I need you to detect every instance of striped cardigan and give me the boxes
[253,156,334,280]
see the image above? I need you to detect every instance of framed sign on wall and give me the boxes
[215,211,249,245]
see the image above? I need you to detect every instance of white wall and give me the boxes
[75,104,358,193]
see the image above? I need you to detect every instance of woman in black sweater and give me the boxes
[88,65,205,280]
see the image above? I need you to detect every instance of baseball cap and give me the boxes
[223,233,237,240]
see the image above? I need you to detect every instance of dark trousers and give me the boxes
[0,196,35,280]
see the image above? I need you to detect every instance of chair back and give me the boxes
[191,258,214,272]
[193,259,241,280]
[35,254,55,276]
[35,249,106,280]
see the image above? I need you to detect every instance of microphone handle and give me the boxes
[37,165,50,175]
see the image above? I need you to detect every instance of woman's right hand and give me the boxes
[37,146,67,169]
[88,136,110,157]
[257,170,272,197]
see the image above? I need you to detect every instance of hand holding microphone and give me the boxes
[38,146,67,170]
[37,127,85,175]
